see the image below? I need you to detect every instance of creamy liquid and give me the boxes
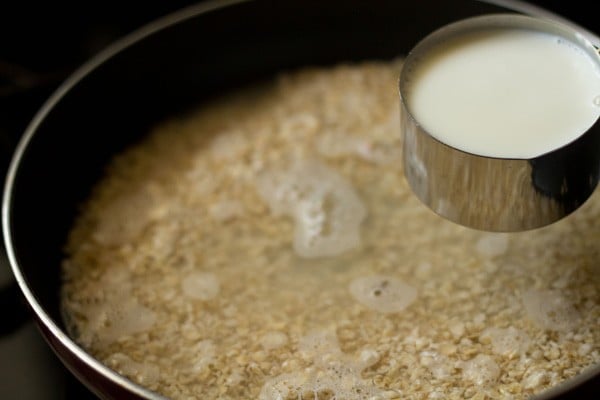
[405,28,600,158]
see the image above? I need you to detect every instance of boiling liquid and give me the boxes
[405,28,600,158]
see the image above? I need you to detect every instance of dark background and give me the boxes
[0,1,597,399]
[0,0,597,179]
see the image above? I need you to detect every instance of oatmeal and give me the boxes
[61,61,600,399]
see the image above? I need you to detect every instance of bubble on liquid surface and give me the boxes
[593,95,600,107]
[256,159,367,258]
[460,354,500,386]
[522,289,580,332]
[260,330,386,400]
[84,295,157,345]
[181,272,220,301]
[475,234,508,258]
[480,326,531,358]
[349,275,417,313]
[105,353,160,388]
[298,330,342,359]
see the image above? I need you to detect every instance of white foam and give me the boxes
[105,353,160,388]
[349,275,417,314]
[259,372,306,400]
[181,272,220,301]
[448,321,466,339]
[480,326,531,358]
[522,289,580,332]
[71,268,139,346]
[260,364,384,400]
[208,200,244,221]
[420,351,453,380]
[209,128,249,160]
[226,368,245,386]
[189,339,216,373]
[92,187,159,246]
[256,159,367,258]
[316,131,401,165]
[358,348,380,369]
[298,330,343,360]
[522,369,549,389]
[89,296,157,344]
[578,343,592,356]
[460,354,500,386]
[475,234,509,258]
[260,330,385,400]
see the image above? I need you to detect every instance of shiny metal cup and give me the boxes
[400,14,600,232]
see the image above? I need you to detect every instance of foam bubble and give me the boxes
[105,353,160,388]
[260,331,289,351]
[420,351,453,379]
[209,128,249,160]
[181,272,220,301]
[260,331,385,400]
[316,131,400,165]
[349,275,417,313]
[298,330,342,360]
[460,354,500,386]
[259,364,384,400]
[259,372,306,400]
[316,131,365,158]
[256,159,367,258]
[208,200,244,221]
[92,187,159,246]
[475,234,509,257]
[226,368,245,386]
[91,297,156,344]
[522,369,549,389]
[189,339,216,373]
[480,326,531,358]
[358,348,380,369]
[522,289,580,332]
[448,321,465,339]
[578,343,592,356]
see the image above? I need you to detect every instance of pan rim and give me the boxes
[2,0,598,398]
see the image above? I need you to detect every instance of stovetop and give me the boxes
[0,1,597,399]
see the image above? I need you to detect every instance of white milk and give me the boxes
[405,28,600,159]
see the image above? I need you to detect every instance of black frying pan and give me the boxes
[3,0,599,398]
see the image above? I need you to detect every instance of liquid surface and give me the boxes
[61,62,600,399]
[405,28,600,158]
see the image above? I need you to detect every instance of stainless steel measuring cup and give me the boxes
[399,14,600,232]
